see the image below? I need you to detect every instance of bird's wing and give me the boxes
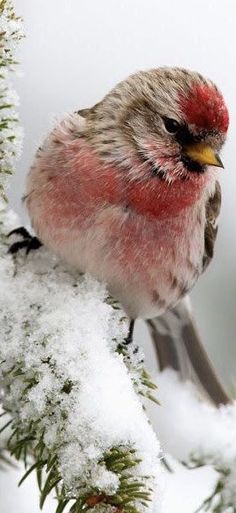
[146,297,230,406]
[202,180,221,272]
[146,181,230,406]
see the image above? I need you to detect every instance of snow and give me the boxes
[0,207,161,512]
[147,369,236,511]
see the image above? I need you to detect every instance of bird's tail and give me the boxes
[146,298,230,406]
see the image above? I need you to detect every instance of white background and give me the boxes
[1,1,236,512]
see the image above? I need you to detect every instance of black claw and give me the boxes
[7,226,32,239]
[7,226,43,255]
[8,240,30,254]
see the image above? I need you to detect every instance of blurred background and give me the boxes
[2,1,236,511]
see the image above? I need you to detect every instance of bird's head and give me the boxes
[86,68,229,184]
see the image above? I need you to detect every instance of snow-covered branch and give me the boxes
[0,0,23,199]
[0,206,161,513]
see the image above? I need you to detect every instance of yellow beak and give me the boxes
[184,143,224,168]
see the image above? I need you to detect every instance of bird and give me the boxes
[9,67,230,404]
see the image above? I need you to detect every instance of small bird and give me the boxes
[9,67,230,404]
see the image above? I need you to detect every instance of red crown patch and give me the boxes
[180,83,229,133]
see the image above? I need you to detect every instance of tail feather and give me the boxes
[146,298,231,406]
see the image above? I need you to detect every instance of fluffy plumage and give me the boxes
[24,67,229,319]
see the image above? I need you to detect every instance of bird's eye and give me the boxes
[163,117,181,134]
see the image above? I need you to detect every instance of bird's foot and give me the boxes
[124,319,135,345]
[7,227,42,255]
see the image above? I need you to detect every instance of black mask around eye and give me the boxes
[162,116,199,146]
